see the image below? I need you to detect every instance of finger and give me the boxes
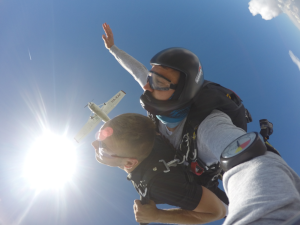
[105,23,113,35]
[134,199,142,207]
[135,215,139,222]
[106,24,113,37]
[103,25,109,37]
[133,200,139,208]
[134,199,142,206]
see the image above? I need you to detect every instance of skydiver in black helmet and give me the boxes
[101,23,246,204]
[101,23,300,225]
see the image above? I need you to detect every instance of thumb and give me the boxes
[149,200,156,206]
[102,34,107,42]
[134,199,142,208]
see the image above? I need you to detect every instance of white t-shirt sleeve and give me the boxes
[109,45,148,88]
[197,109,246,166]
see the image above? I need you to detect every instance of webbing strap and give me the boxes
[265,141,281,156]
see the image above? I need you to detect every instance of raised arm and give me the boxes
[134,186,226,224]
[102,23,148,88]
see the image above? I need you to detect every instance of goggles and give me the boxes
[96,137,148,160]
[99,141,109,151]
[97,141,115,159]
[147,71,178,91]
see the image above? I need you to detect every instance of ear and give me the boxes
[123,158,139,169]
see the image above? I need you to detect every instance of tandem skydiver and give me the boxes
[92,112,300,224]
[100,23,300,224]
[92,113,226,224]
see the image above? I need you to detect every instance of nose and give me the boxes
[92,141,100,152]
[99,149,114,158]
[143,82,154,92]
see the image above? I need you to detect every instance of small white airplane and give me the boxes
[74,90,126,143]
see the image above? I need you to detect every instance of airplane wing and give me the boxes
[101,90,126,115]
[74,115,101,143]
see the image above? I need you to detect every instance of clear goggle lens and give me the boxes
[96,141,115,158]
[147,71,177,91]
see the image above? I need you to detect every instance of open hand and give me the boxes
[102,23,114,49]
[133,199,160,223]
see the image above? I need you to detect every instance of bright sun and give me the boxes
[23,131,77,189]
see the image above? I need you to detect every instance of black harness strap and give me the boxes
[128,158,190,202]
[265,141,280,156]
[127,135,185,201]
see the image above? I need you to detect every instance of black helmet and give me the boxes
[140,47,204,116]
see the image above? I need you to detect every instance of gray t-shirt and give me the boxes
[109,45,300,224]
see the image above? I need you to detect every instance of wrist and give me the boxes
[108,44,115,50]
[155,209,163,222]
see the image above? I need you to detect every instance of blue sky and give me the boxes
[0,0,300,225]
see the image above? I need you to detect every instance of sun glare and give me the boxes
[24,131,77,189]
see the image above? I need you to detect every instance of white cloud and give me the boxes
[248,0,300,30]
[249,0,282,20]
[282,0,300,30]
[289,50,300,71]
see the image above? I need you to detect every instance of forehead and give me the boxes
[101,137,115,149]
[101,137,125,155]
[151,65,180,83]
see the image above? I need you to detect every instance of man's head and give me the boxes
[92,113,156,171]
[140,48,204,117]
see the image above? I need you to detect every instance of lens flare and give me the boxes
[23,131,77,189]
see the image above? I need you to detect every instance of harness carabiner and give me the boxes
[190,131,197,161]
[178,133,190,164]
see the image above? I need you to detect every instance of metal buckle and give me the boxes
[178,133,190,164]
[159,159,180,173]
[136,182,148,197]
[138,187,147,197]
[245,108,253,123]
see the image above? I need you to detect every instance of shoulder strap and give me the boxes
[186,81,248,132]
[147,111,159,132]
[128,135,186,200]
[265,141,280,156]
[181,80,250,160]
[179,81,251,180]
